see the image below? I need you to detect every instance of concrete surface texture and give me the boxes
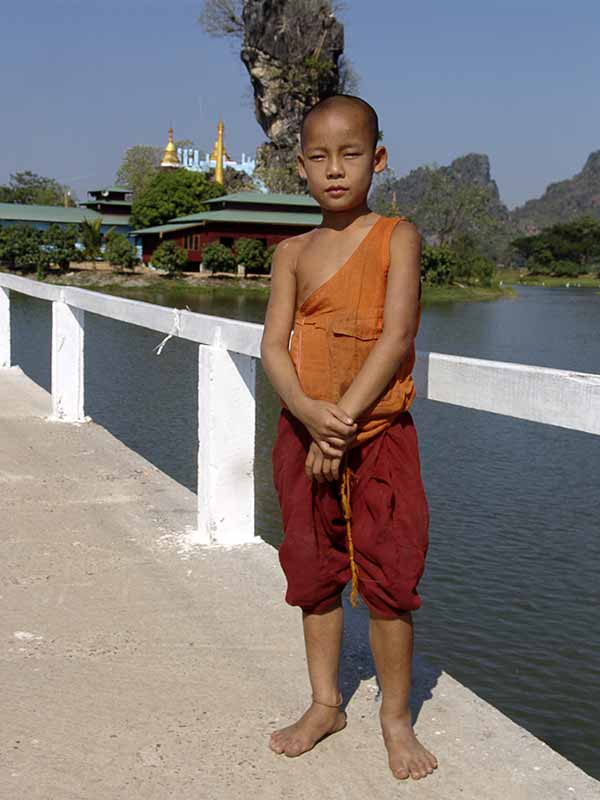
[1,366,598,800]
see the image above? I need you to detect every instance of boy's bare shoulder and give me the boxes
[272,230,318,273]
[390,217,422,245]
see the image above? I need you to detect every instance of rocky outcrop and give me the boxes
[371,153,510,223]
[240,0,344,191]
[512,150,600,232]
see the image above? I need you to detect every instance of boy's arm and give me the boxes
[337,221,422,421]
[260,239,357,452]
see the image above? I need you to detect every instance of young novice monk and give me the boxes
[260,94,437,781]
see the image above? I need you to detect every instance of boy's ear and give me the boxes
[373,145,388,174]
[297,151,308,180]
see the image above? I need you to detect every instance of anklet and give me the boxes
[312,693,343,708]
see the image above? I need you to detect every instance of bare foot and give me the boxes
[380,712,438,780]
[269,702,347,757]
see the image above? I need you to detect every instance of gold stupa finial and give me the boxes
[390,190,400,216]
[211,119,229,184]
[160,127,182,169]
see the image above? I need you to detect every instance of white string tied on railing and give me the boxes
[152,306,190,356]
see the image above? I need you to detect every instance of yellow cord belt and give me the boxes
[340,457,359,607]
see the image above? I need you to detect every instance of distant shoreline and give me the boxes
[7,265,519,305]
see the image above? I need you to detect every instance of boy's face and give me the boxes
[298,105,387,212]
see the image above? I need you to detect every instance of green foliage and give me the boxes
[130,169,225,229]
[43,224,78,270]
[212,165,257,194]
[0,170,76,206]
[418,167,499,246]
[202,242,236,273]
[78,218,104,260]
[151,240,188,276]
[0,225,50,276]
[104,233,139,271]
[116,144,162,198]
[551,260,580,277]
[264,243,277,274]
[450,234,496,287]
[511,216,600,276]
[234,237,266,272]
[421,244,460,285]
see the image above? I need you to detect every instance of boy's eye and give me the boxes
[309,155,325,161]
[344,152,361,158]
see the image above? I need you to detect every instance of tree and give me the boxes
[206,165,257,193]
[116,140,198,198]
[201,241,236,273]
[511,216,600,274]
[198,0,243,37]
[104,233,139,272]
[421,244,459,286]
[0,171,76,206]
[417,167,499,247]
[115,145,162,198]
[130,169,225,229]
[43,224,78,270]
[234,237,266,272]
[151,240,188,277]
[264,243,277,274]
[0,225,50,276]
[78,218,104,261]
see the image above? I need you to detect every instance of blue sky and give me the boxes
[2,0,599,208]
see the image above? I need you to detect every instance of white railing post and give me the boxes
[197,344,257,544]
[51,297,86,422]
[0,287,10,368]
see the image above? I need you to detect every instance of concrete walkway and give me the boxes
[1,366,597,800]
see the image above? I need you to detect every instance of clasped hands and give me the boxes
[297,397,357,483]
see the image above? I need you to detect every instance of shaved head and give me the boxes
[300,94,380,151]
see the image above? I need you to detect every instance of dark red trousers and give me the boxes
[272,408,429,619]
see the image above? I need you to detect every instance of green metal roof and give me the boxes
[101,214,132,227]
[171,208,322,226]
[203,191,319,208]
[0,203,102,224]
[132,222,200,235]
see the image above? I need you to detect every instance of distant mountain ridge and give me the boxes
[373,149,600,237]
[511,151,600,232]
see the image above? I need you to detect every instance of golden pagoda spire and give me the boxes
[160,127,182,169]
[210,120,229,184]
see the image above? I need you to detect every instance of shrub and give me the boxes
[234,237,266,272]
[151,240,188,276]
[104,233,139,271]
[551,259,580,277]
[421,244,459,285]
[43,224,78,270]
[0,225,50,276]
[202,241,236,273]
[264,243,277,274]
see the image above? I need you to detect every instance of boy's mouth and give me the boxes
[325,185,349,197]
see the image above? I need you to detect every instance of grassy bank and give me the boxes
[498,268,600,288]
[33,268,517,304]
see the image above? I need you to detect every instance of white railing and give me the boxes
[1,272,599,546]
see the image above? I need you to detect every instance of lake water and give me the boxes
[10,283,600,779]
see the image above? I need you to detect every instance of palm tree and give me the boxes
[78,218,104,264]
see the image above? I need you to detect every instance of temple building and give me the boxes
[133,192,322,269]
[80,186,132,218]
[177,119,256,179]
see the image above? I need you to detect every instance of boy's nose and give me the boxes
[326,159,345,178]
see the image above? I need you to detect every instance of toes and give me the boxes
[284,738,306,758]
[392,765,410,780]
